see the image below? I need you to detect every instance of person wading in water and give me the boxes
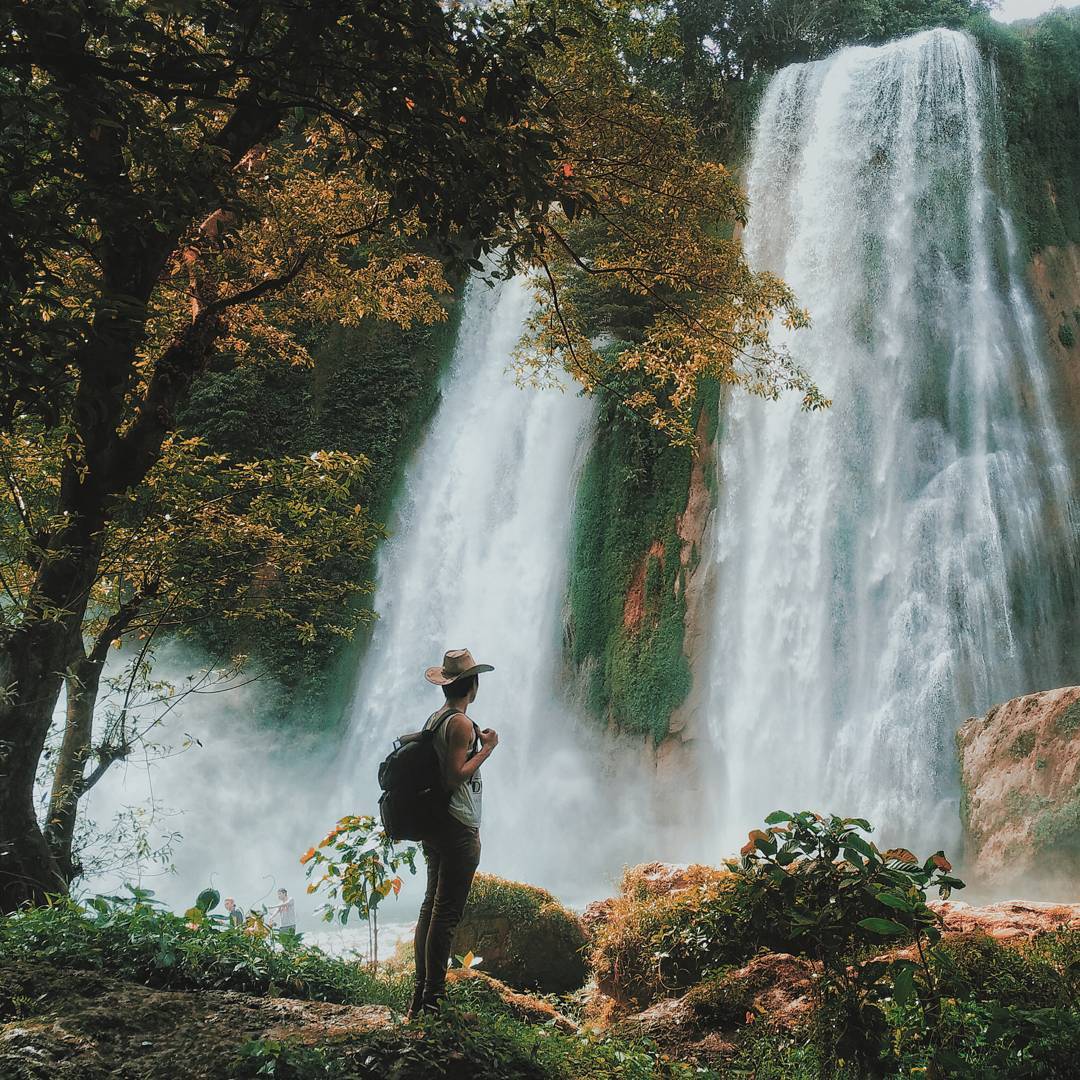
[408,648,499,1018]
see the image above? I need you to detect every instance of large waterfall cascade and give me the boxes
[703,28,1079,857]
[340,276,656,902]
[80,30,1080,922]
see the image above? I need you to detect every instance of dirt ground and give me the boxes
[0,961,393,1079]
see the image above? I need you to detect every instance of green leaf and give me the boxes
[858,917,907,936]
[875,891,914,913]
[892,964,915,1006]
[764,810,791,825]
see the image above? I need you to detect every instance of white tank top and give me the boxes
[426,708,482,829]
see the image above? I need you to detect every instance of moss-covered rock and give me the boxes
[453,874,588,994]
[587,863,744,1009]
[956,686,1080,892]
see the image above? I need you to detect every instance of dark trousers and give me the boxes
[411,815,480,1010]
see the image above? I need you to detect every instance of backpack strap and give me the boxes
[434,707,480,755]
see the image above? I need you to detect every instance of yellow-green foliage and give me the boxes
[589,866,742,1008]
[456,874,588,994]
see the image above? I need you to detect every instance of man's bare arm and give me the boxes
[443,713,498,788]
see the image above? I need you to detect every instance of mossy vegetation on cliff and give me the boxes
[178,300,464,724]
[971,9,1080,254]
[566,379,717,743]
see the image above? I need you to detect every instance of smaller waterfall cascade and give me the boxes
[705,29,1079,856]
[341,276,648,900]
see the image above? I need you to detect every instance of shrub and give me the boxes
[454,874,588,994]
[1060,322,1076,348]
[0,891,409,1010]
[588,866,747,1008]
[934,932,1069,1009]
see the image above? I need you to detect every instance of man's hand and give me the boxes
[479,728,499,750]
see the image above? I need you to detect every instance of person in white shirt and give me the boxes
[269,887,296,936]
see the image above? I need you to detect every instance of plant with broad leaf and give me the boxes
[302,815,418,969]
[738,810,965,1078]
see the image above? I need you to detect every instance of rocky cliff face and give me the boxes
[1029,243,1080,462]
[957,685,1080,895]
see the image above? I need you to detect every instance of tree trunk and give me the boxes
[43,650,106,883]
[0,623,80,908]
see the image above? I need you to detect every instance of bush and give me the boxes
[1060,322,1076,348]
[0,891,408,1010]
[589,866,748,1007]
[454,874,588,994]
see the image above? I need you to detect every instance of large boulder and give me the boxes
[956,685,1080,891]
[452,874,588,994]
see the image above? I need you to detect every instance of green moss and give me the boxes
[1032,782,1080,859]
[1055,699,1080,736]
[1004,787,1049,822]
[1010,730,1037,758]
[566,383,716,742]
[970,11,1080,256]
[684,966,755,1027]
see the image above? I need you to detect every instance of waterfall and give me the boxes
[703,29,1079,856]
[340,275,651,901]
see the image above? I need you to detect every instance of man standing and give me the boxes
[409,649,499,1018]
[224,896,244,929]
[269,887,296,937]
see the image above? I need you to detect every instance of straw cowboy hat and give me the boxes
[425,648,494,685]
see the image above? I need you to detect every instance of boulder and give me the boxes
[452,873,588,994]
[929,899,1080,939]
[614,951,815,1062]
[587,863,739,1009]
[956,685,1080,891]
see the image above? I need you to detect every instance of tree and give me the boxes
[0,0,569,911]
[0,0,827,910]
[516,2,824,442]
[33,439,379,882]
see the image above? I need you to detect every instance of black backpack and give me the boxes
[377,707,455,841]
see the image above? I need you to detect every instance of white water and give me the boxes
[78,276,658,922]
[703,29,1079,857]
[339,275,654,906]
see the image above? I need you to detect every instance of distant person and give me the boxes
[269,888,296,936]
[224,897,244,928]
[409,648,499,1018]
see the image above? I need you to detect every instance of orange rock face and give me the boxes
[929,899,1080,939]
[956,685,1080,893]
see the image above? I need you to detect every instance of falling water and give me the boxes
[340,275,653,903]
[704,29,1079,856]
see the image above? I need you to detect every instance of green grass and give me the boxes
[0,894,719,1080]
